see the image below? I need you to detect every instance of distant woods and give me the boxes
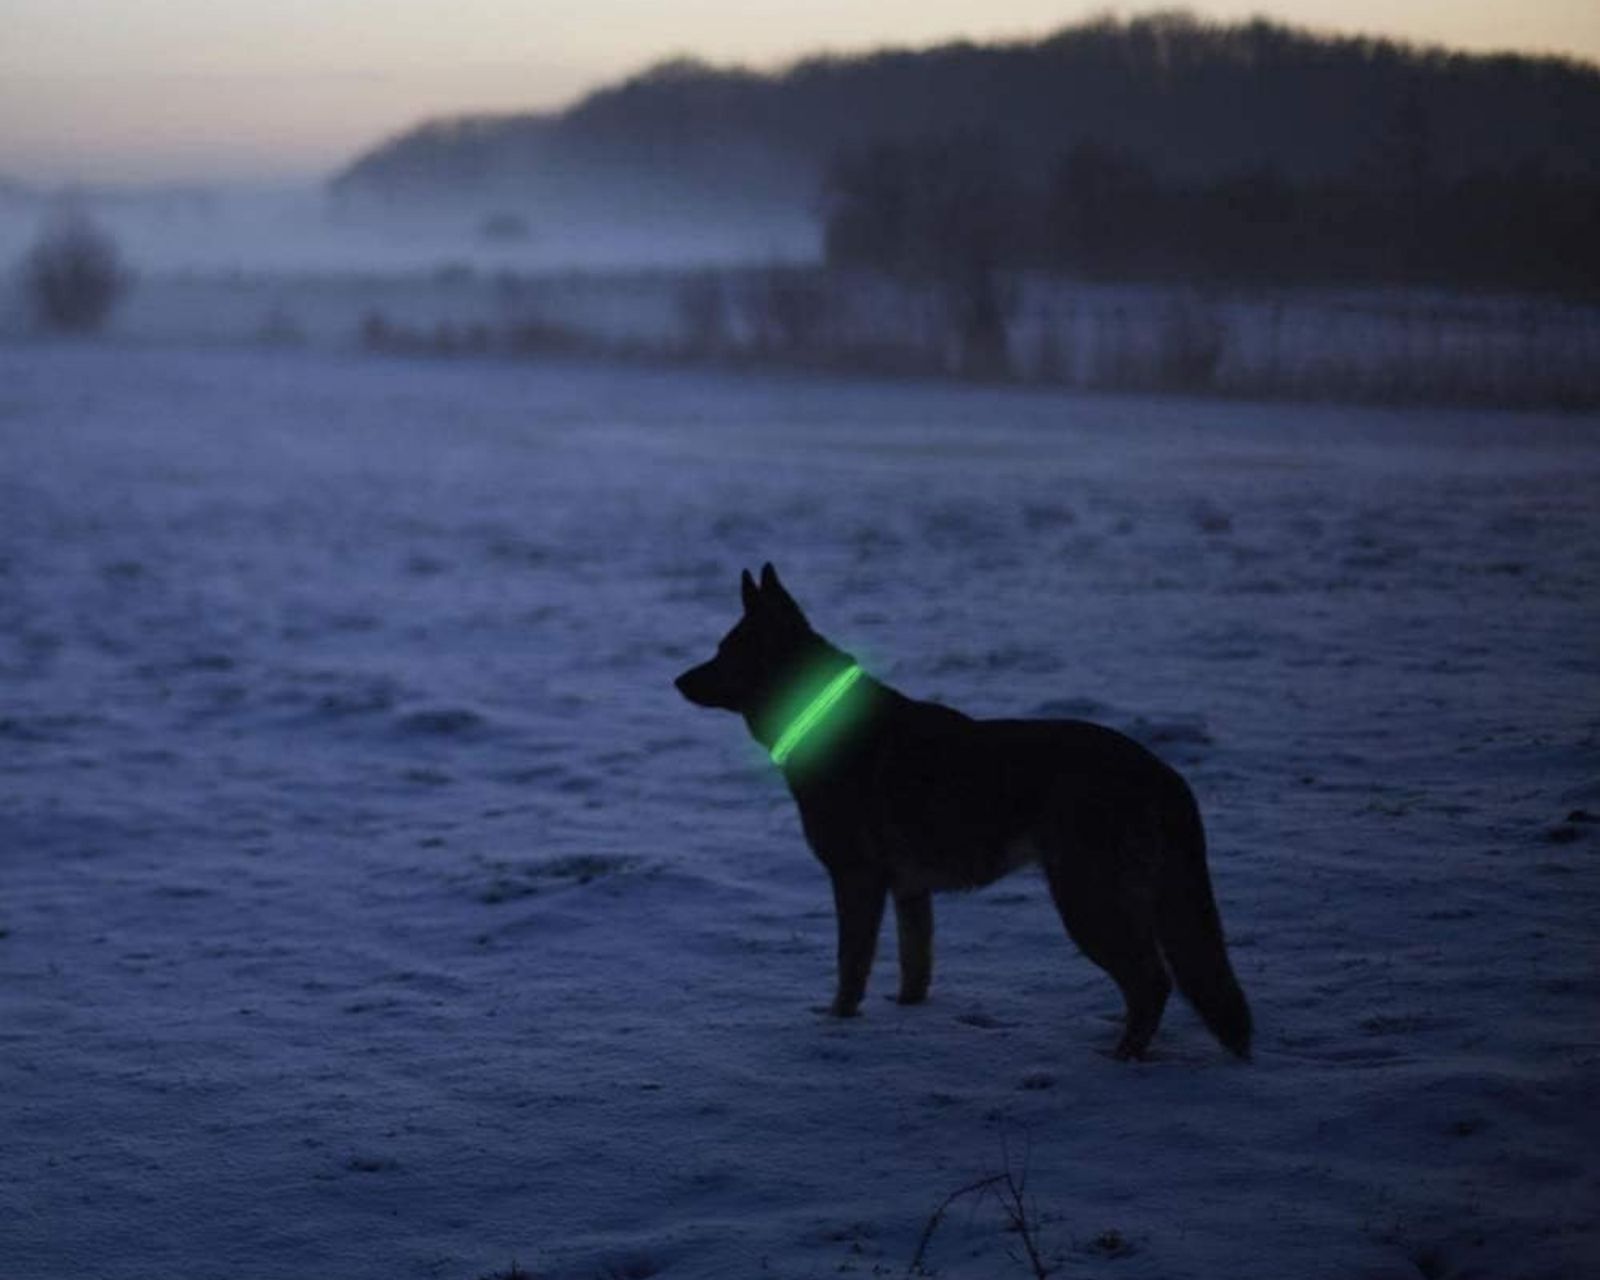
[336,11,1600,303]
[809,16,1600,300]
[822,136,1600,297]
[321,12,1600,407]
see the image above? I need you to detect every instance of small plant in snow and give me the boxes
[475,1260,537,1280]
[909,1135,1054,1277]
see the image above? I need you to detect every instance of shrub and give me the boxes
[748,265,830,355]
[22,213,129,334]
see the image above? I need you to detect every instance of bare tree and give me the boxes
[675,270,729,357]
[22,212,129,334]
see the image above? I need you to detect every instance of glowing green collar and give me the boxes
[770,664,864,767]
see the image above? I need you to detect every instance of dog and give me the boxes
[674,563,1252,1060]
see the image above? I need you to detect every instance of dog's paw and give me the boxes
[1110,1040,1156,1062]
[821,997,863,1018]
[891,990,929,1006]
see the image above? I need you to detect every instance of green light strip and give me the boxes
[770,664,863,766]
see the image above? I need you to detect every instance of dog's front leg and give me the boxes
[828,870,888,1017]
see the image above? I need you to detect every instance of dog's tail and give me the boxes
[1157,784,1252,1059]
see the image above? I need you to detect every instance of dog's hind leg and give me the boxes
[828,870,889,1017]
[892,890,933,1004]
[1044,852,1172,1060]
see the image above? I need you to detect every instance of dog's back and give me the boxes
[790,687,1252,1058]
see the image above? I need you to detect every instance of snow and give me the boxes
[1,342,1597,1280]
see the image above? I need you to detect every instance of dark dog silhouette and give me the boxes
[676,564,1251,1060]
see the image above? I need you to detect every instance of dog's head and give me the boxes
[674,563,829,724]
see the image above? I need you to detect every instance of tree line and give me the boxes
[823,136,1600,296]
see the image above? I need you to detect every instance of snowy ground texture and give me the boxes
[2,343,1597,1280]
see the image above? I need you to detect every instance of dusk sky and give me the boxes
[5,1,1598,184]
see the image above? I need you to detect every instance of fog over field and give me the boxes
[0,181,818,278]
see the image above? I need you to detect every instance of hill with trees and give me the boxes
[332,11,1600,292]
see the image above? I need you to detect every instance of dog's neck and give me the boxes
[744,646,868,766]
[767,663,863,765]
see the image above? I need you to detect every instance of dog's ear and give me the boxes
[740,568,760,614]
[759,562,808,627]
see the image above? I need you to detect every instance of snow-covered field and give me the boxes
[2,342,1596,1280]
